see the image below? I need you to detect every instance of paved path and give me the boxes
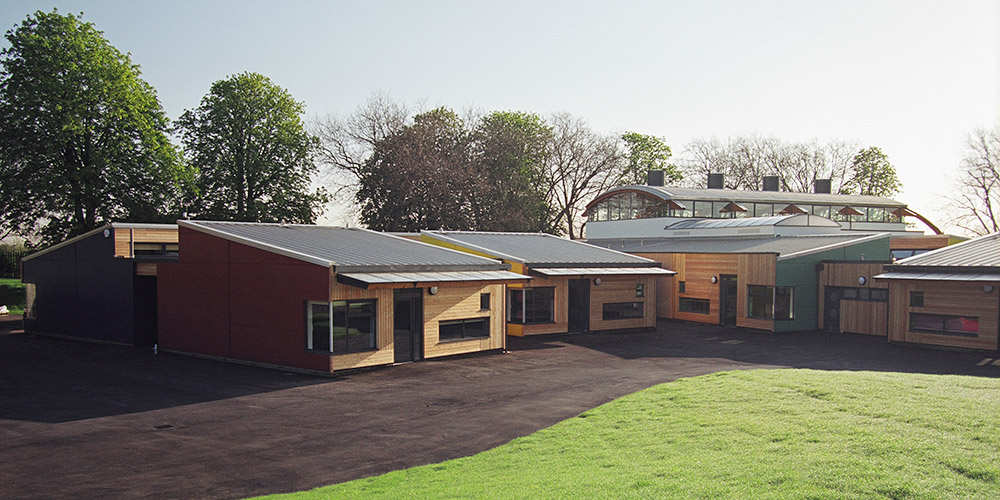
[2,318,998,500]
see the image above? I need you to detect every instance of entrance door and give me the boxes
[393,289,423,363]
[567,279,590,332]
[720,275,738,326]
[824,287,841,333]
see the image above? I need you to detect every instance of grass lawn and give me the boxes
[254,369,1000,500]
[0,278,25,315]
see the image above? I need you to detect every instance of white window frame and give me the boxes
[306,301,333,351]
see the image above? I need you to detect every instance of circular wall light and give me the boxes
[429,286,438,295]
[710,276,718,284]
[857,276,867,285]
[103,229,111,238]
[593,278,602,285]
[984,285,994,294]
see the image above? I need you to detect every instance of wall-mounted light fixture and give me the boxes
[710,276,718,284]
[429,286,438,295]
[857,276,867,285]
[593,278,602,285]
[984,285,994,294]
[103,229,111,238]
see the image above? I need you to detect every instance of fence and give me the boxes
[0,246,31,278]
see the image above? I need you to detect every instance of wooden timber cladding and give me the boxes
[633,252,775,331]
[818,261,889,336]
[327,277,504,371]
[588,275,656,331]
[887,280,999,351]
[114,227,178,258]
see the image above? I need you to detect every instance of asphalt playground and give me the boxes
[1,314,997,500]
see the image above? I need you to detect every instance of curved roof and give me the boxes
[587,233,890,261]
[665,214,841,230]
[586,185,906,212]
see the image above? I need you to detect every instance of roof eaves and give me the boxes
[776,233,890,261]
[179,220,333,268]
[21,224,113,262]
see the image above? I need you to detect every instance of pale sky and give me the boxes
[2,0,998,234]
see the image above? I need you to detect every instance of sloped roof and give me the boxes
[596,185,905,208]
[889,233,1000,269]
[587,233,890,261]
[421,230,659,267]
[180,221,508,273]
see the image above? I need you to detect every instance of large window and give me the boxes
[439,317,490,341]
[747,285,793,320]
[507,287,555,324]
[603,302,644,320]
[678,297,710,314]
[910,314,979,336]
[307,299,376,353]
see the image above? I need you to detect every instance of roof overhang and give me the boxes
[530,267,676,278]
[336,270,531,289]
[875,271,1000,282]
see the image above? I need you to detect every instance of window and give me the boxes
[480,293,491,311]
[306,299,376,353]
[679,297,710,314]
[133,243,179,256]
[636,283,645,297]
[507,287,555,324]
[678,281,686,293]
[811,205,831,218]
[870,289,888,301]
[439,317,489,341]
[747,285,793,320]
[910,313,979,336]
[754,203,774,217]
[603,302,644,320]
[910,291,924,307]
[693,201,713,218]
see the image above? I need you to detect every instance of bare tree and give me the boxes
[679,135,858,192]
[951,127,1000,235]
[544,113,624,238]
[312,92,410,222]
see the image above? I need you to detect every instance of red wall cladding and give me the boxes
[158,227,333,372]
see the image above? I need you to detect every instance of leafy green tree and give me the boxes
[844,146,901,198]
[620,132,681,186]
[472,111,555,232]
[176,72,328,223]
[0,10,184,244]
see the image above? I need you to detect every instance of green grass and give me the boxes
[0,278,25,315]
[253,370,1000,500]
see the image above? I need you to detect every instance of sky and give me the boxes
[1,0,998,234]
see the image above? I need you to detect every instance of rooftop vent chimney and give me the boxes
[762,176,779,191]
[646,169,665,186]
[707,173,725,189]
[814,179,832,194]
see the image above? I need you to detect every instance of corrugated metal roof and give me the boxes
[422,231,657,266]
[532,267,675,277]
[875,271,1000,282]
[587,233,888,258]
[891,233,1000,268]
[181,221,507,272]
[665,214,840,230]
[336,270,530,288]
[607,185,905,207]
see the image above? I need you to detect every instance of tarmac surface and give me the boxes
[2,314,998,500]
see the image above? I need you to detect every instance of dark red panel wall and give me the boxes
[158,226,332,372]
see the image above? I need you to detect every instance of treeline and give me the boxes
[0,9,908,248]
